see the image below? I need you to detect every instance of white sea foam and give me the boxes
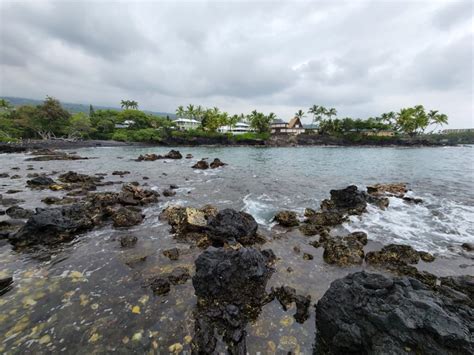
[242,194,277,227]
[344,196,474,255]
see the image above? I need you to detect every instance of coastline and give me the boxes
[0,135,469,152]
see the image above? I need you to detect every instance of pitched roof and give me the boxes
[288,117,303,129]
[271,119,285,124]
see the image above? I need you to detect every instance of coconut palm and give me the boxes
[326,108,337,120]
[268,112,277,122]
[295,109,306,119]
[186,104,195,119]
[176,105,185,118]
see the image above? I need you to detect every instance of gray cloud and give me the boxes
[0,0,472,128]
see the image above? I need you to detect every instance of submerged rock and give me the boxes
[315,271,473,354]
[112,170,130,176]
[163,248,180,260]
[192,160,209,169]
[119,235,137,248]
[27,176,55,188]
[168,267,190,285]
[274,210,299,227]
[207,209,259,246]
[162,189,176,197]
[150,277,171,295]
[5,206,34,219]
[111,207,143,227]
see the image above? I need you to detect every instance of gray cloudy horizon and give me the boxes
[0,0,472,127]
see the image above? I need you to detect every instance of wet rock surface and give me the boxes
[209,158,226,169]
[0,276,13,296]
[192,160,209,169]
[315,271,474,355]
[5,206,34,219]
[322,232,368,266]
[207,209,259,246]
[274,210,299,227]
[136,150,183,161]
[119,235,137,248]
[192,247,274,353]
[26,176,55,188]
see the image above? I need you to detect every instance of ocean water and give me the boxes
[0,145,473,353]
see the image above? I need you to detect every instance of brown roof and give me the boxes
[288,116,303,129]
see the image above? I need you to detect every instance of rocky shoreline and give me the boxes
[0,148,472,353]
[0,134,467,153]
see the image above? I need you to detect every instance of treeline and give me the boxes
[175,104,275,133]
[0,97,175,142]
[298,104,448,136]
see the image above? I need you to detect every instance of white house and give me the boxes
[218,122,254,135]
[115,120,135,129]
[173,118,200,130]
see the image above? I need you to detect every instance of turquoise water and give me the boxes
[0,145,473,353]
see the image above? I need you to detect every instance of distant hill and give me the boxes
[1,96,175,118]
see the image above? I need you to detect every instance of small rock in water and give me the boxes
[120,235,137,248]
[169,184,178,189]
[27,176,55,187]
[303,253,313,260]
[112,170,130,176]
[163,248,180,260]
[209,158,226,169]
[418,251,435,262]
[150,277,171,295]
[162,189,176,197]
[274,210,299,227]
[192,160,209,170]
[461,243,474,252]
[168,267,190,285]
[185,154,193,159]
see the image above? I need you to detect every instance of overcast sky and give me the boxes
[0,0,472,127]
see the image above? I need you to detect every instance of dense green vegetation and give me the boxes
[0,97,460,145]
[0,97,175,142]
[303,104,449,136]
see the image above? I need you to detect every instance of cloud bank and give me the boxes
[0,0,472,127]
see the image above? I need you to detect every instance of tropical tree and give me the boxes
[295,109,306,119]
[176,105,185,118]
[120,100,138,110]
[68,112,94,139]
[0,99,12,111]
[89,104,95,117]
[427,110,448,133]
[248,110,273,133]
[326,107,337,120]
[186,104,195,119]
[229,114,240,129]
[30,96,71,139]
[308,105,326,125]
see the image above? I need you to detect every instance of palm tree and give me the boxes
[268,112,277,122]
[195,105,204,121]
[120,100,129,109]
[176,105,185,118]
[295,109,305,119]
[428,110,448,133]
[186,104,195,119]
[326,108,337,120]
[129,100,138,110]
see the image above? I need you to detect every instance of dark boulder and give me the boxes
[315,271,474,354]
[9,204,94,247]
[5,206,34,219]
[192,160,209,169]
[321,185,367,215]
[210,158,226,169]
[112,170,130,176]
[274,210,299,227]
[207,209,258,246]
[26,176,55,188]
[164,150,182,159]
[193,247,274,305]
[168,267,190,285]
[58,171,103,184]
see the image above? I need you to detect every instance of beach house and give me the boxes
[271,117,306,135]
